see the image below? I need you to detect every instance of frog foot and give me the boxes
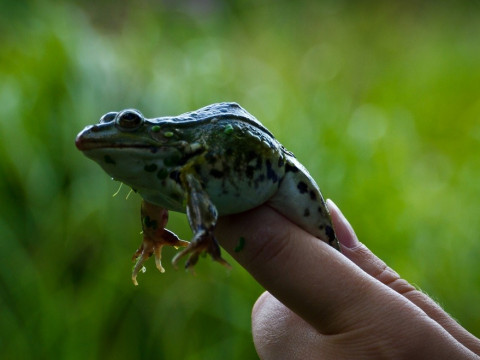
[171,229,231,271]
[132,229,189,286]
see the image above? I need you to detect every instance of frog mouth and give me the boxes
[75,132,158,152]
[76,139,153,150]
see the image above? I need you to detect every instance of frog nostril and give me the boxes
[116,109,144,131]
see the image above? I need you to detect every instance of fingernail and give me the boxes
[326,199,360,249]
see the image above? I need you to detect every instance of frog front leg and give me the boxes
[131,201,189,285]
[171,172,231,270]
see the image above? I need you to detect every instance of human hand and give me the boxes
[216,200,480,359]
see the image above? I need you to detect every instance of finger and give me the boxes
[327,199,480,355]
[216,206,430,336]
[217,204,478,357]
[252,291,327,360]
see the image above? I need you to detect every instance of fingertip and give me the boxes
[251,292,288,350]
[252,291,271,319]
[327,199,360,249]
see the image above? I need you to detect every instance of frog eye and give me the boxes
[99,112,117,123]
[116,109,144,131]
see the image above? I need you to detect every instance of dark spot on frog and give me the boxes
[157,168,168,180]
[144,164,158,172]
[325,225,335,243]
[277,157,285,168]
[297,181,308,194]
[309,190,317,200]
[303,208,310,217]
[246,166,256,179]
[266,159,278,183]
[285,163,299,173]
[164,153,182,167]
[246,151,257,163]
[169,170,181,184]
[253,174,265,189]
[171,192,183,203]
[317,206,324,214]
[233,155,243,173]
[193,164,202,175]
[143,215,158,230]
[210,169,224,178]
[277,176,284,188]
[205,152,217,165]
[104,155,116,165]
[223,164,231,176]
[243,150,262,170]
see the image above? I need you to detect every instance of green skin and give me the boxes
[76,102,340,284]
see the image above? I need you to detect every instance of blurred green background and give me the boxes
[1,1,479,358]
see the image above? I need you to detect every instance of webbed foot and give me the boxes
[171,229,231,271]
[132,229,189,285]
[132,201,189,285]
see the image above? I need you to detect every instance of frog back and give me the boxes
[173,102,274,138]
[180,105,287,214]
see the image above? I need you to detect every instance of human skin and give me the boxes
[215,200,480,359]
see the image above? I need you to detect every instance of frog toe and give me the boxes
[172,230,231,270]
[132,250,149,286]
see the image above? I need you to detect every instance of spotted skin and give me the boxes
[76,102,340,284]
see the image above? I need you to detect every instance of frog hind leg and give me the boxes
[269,157,341,251]
[172,172,231,271]
[132,201,189,285]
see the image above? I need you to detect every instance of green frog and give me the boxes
[76,102,340,285]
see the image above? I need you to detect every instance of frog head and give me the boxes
[75,109,185,193]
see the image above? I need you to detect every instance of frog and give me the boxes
[75,102,340,285]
